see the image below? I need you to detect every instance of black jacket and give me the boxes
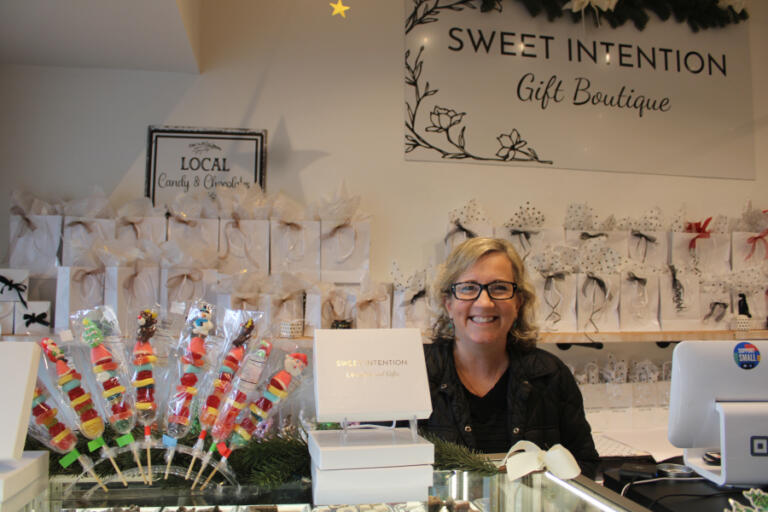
[421,339,600,479]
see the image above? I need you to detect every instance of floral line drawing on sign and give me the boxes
[405,47,552,164]
[405,0,480,35]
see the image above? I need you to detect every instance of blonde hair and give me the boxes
[430,237,538,350]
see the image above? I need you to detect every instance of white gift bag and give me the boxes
[0,269,29,305]
[658,267,701,330]
[669,232,731,274]
[167,217,219,251]
[495,227,564,262]
[392,287,431,332]
[159,267,218,313]
[9,214,62,278]
[619,271,660,332]
[355,283,392,329]
[55,266,106,330]
[576,272,620,333]
[732,289,768,329]
[61,217,116,266]
[444,199,493,257]
[105,265,161,333]
[627,230,668,266]
[13,301,51,335]
[731,230,768,271]
[115,216,167,246]
[532,271,577,332]
[566,230,628,257]
[320,219,371,284]
[0,302,15,335]
[698,281,731,331]
[218,218,270,277]
[269,292,306,337]
[269,220,321,281]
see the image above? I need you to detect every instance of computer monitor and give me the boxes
[668,340,768,486]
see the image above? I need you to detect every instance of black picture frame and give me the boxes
[145,125,267,208]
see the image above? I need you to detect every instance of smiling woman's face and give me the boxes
[444,251,521,350]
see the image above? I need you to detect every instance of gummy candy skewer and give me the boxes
[30,379,109,492]
[131,309,159,485]
[40,337,128,487]
[189,318,255,485]
[82,318,147,485]
[200,351,307,490]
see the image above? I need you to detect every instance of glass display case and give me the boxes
[40,470,649,512]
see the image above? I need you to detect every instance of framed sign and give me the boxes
[145,125,267,208]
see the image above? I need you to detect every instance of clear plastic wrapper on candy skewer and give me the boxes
[188,309,264,486]
[72,306,149,484]
[200,349,308,490]
[162,300,220,479]
[39,337,128,487]
[29,377,109,492]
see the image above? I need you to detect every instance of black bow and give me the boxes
[631,230,658,262]
[702,302,728,323]
[669,265,686,313]
[23,311,50,328]
[0,275,28,309]
[408,288,426,305]
[579,232,607,240]
[626,272,647,287]
[444,221,477,244]
[543,272,566,324]
[582,273,611,332]
[508,228,539,256]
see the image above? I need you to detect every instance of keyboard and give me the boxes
[593,433,651,458]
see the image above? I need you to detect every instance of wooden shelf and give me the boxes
[538,330,768,344]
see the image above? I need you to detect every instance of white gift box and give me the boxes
[494,227,564,262]
[658,268,701,330]
[167,217,219,251]
[627,230,669,266]
[320,219,371,284]
[565,230,628,257]
[576,273,620,332]
[218,219,270,276]
[531,271,577,332]
[105,266,160,332]
[55,266,106,331]
[0,303,14,335]
[61,217,116,266]
[159,267,218,313]
[115,216,167,246]
[270,219,321,282]
[619,272,660,332]
[9,214,62,278]
[669,232,731,274]
[0,451,49,512]
[0,269,29,305]
[731,231,768,271]
[13,301,51,335]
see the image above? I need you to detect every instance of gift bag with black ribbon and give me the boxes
[619,263,661,332]
[564,203,628,257]
[391,264,432,334]
[728,267,768,330]
[316,184,371,284]
[528,246,579,332]
[575,239,623,333]
[115,197,167,246]
[217,187,271,277]
[624,207,669,267]
[8,191,62,279]
[669,209,731,275]
[354,280,392,329]
[659,264,701,330]
[698,276,732,331]
[443,199,493,258]
[495,202,563,262]
[270,192,320,282]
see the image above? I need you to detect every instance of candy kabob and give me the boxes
[163,301,215,479]
[29,378,109,492]
[132,309,159,484]
[76,311,148,485]
[201,351,308,490]
[188,314,257,483]
[40,337,128,486]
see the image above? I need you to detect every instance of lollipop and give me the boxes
[201,351,307,489]
[29,378,108,492]
[131,309,159,483]
[188,317,255,483]
[40,337,127,486]
[163,301,214,479]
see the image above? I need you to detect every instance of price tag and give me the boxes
[162,434,177,448]
[87,437,105,452]
[116,433,135,447]
[59,330,74,343]
[59,449,80,468]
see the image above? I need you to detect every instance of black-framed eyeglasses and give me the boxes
[449,281,518,301]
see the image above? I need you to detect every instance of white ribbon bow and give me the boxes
[502,441,581,482]
[563,0,618,12]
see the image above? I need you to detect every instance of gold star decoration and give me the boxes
[330,0,350,18]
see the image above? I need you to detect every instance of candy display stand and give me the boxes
[0,342,50,511]
[308,328,434,505]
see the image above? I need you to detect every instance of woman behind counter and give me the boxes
[422,237,599,478]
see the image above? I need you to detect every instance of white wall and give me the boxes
[1,0,766,281]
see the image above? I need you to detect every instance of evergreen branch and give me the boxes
[422,432,499,476]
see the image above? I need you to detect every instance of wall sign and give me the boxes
[145,125,267,208]
[404,1,754,179]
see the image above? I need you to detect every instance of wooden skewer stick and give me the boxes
[106,453,128,487]
[185,453,197,480]
[147,445,153,485]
